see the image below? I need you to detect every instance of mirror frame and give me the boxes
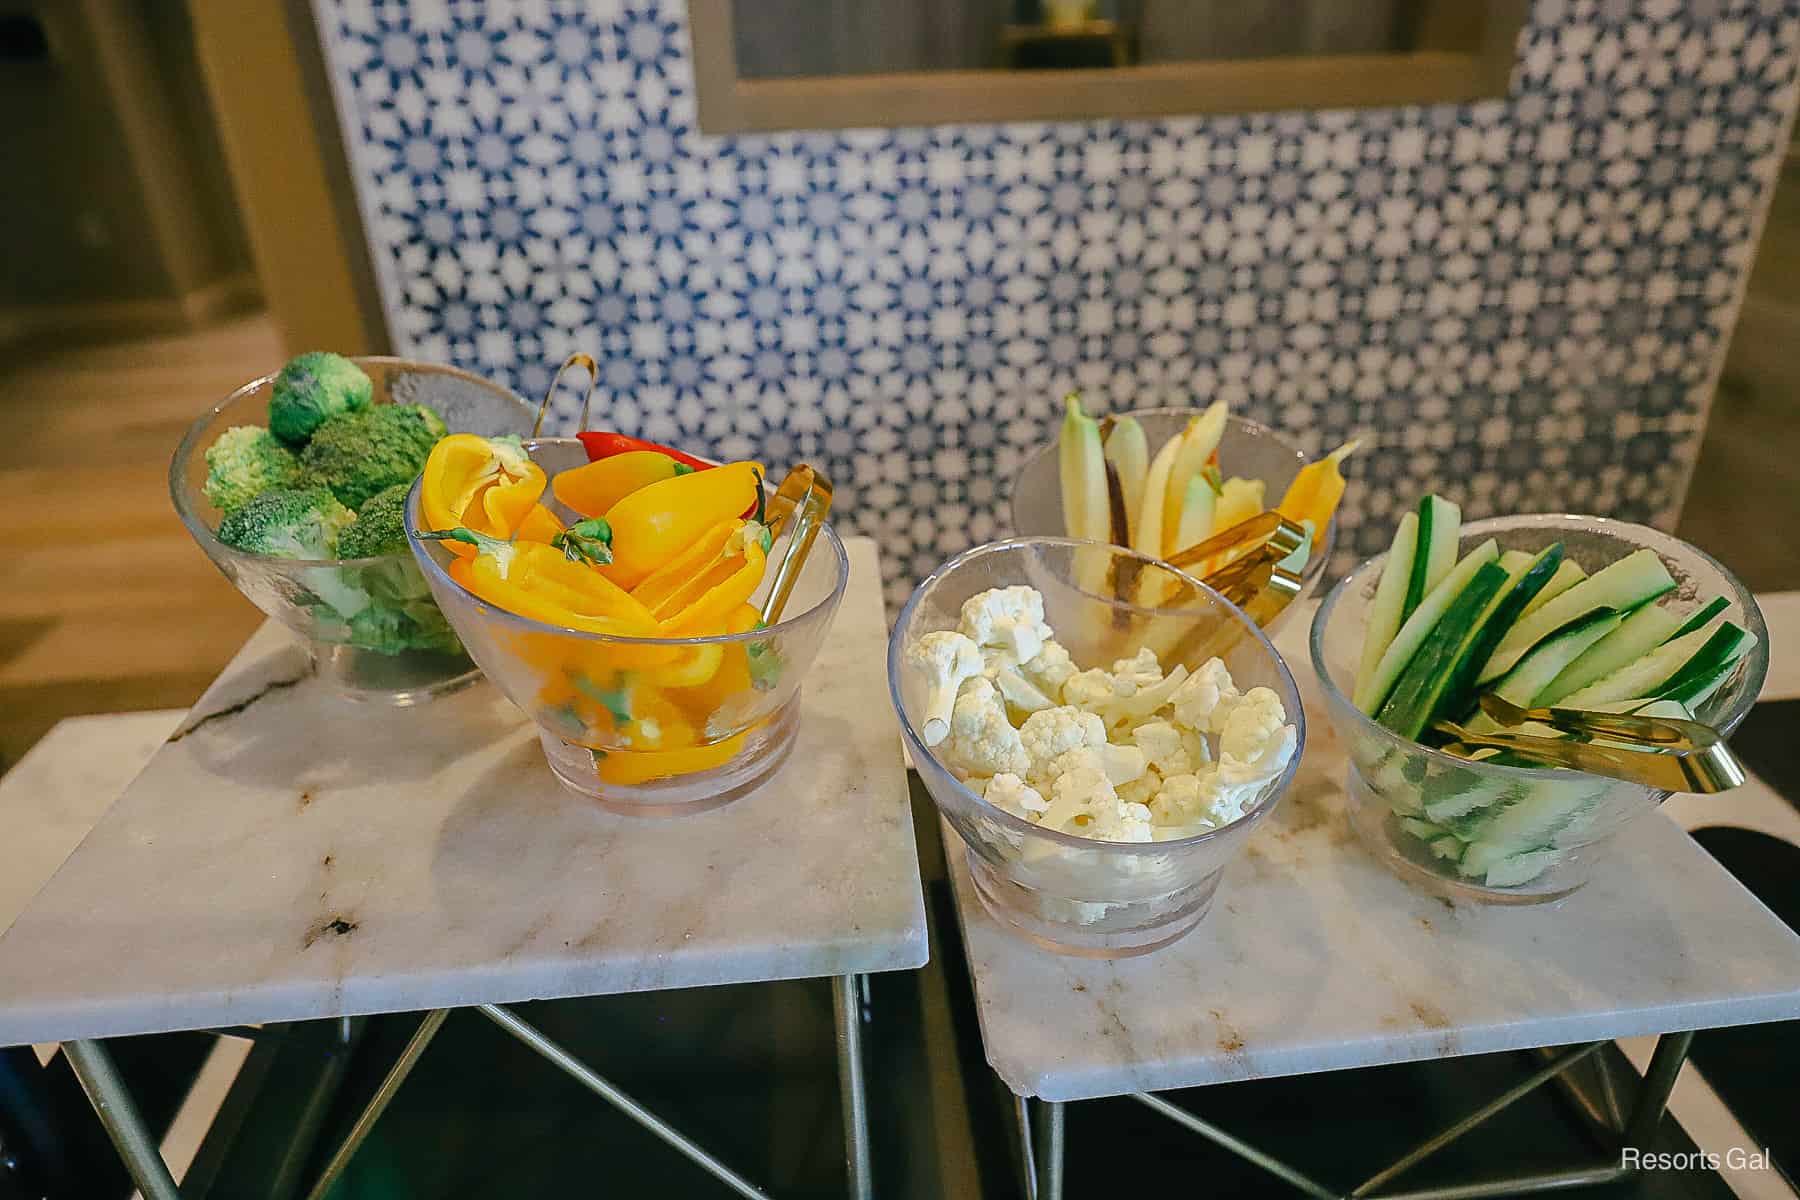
[691,0,1529,135]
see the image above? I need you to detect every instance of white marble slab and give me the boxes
[0,536,926,1047]
[0,711,183,935]
[946,602,1800,1103]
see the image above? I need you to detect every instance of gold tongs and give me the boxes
[1164,510,1308,626]
[757,464,833,625]
[1432,695,1746,793]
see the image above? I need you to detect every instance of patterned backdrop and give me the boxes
[311,0,1799,608]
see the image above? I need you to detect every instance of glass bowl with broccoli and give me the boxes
[171,354,536,703]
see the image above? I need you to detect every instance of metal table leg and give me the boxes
[302,1009,448,1200]
[1032,1099,1064,1200]
[62,1038,183,1200]
[1623,1030,1694,1152]
[832,974,873,1200]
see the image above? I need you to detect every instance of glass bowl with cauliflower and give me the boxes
[171,355,535,703]
[890,536,1305,957]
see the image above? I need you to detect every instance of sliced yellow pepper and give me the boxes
[514,503,566,544]
[420,434,547,555]
[553,450,687,518]
[1277,439,1361,549]
[656,531,768,638]
[631,518,743,616]
[599,461,763,590]
[426,527,658,636]
[594,733,746,785]
[666,603,762,720]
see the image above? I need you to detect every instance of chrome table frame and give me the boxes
[1012,1032,1694,1200]
[61,973,877,1200]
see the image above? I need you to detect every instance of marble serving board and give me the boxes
[0,537,926,1047]
[947,602,1800,1104]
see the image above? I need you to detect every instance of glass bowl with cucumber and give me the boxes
[1309,505,1766,904]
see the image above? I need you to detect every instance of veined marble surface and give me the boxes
[0,711,182,934]
[0,537,926,1047]
[947,601,1800,1103]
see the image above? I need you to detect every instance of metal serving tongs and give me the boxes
[1164,509,1308,627]
[1431,695,1746,793]
[532,353,600,437]
[757,464,834,625]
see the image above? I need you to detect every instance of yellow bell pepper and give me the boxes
[552,450,689,518]
[514,503,566,544]
[656,527,769,638]
[599,461,763,589]
[420,434,547,555]
[667,602,761,719]
[630,518,742,616]
[1277,439,1361,549]
[594,733,746,785]
[425,527,657,636]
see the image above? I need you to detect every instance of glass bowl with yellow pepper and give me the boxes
[171,356,537,703]
[405,435,849,813]
[1009,404,1349,637]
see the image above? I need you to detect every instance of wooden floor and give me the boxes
[0,315,280,769]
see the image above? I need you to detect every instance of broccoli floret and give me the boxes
[268,352,372,445]
[347,601,460,655]
[300,405,447,508]
[216,486,355,559]
[336,483,411,558]
[202,425,300,512]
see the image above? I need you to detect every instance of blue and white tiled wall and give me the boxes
[313,0,1799,608]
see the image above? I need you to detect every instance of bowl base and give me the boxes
[1346,772,1589,906]
[965,850,1218,957]
[313,643,482,705]
[539,700,800,816]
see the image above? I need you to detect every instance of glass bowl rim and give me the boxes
[889,533,1307,851]
[404,475,852,648]
[1007,405,1335,583]
[1307,510,1771,784]
[169,355,535,571]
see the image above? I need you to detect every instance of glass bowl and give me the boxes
[171,356,536,704]
[890,536,1306,957]
[1310,513,1768,905]
[406,436,850,815]
[1008,408,1336,637]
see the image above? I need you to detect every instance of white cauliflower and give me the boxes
[939,677,1030,778]
[1103,664,1190,725]
[1117,774,1161,808]
[1018,706,1107,781]
[1220,687,1291,767]
[1171,658,1242,732]
[1131,720,1194,777]
[1147,772,1223,830]
[1037,765,1118,835]
[1108,647,1163,694]
[1045,742,1147,788]
[959,586,1054,664]
[1059,667,1117,711]
[992,666,1057,717]
[905,630,984,746]
[979,772,1048,819]
[1021,639,1077,694]
[1087,798,1155,843]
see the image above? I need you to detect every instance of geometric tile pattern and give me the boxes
[313,0,1800,606]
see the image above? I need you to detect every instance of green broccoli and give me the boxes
[346,598,460,655]
[300,404,448,508]
[335,483,411,559]
[216,486,356,559]
[268,352,373,445]
[202,425,301,512]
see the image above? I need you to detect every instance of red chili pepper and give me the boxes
[577,431,714,471]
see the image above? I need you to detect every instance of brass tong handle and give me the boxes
[533,352,600,437]
[1432,721,1747,794]
[1476,693,1721,750]
[1164,510,1307,575]
[758,465,833,625]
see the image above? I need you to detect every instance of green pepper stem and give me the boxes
[553,516,614,566]
[414,526,512,556]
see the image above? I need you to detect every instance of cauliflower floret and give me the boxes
[1021,639,1077,694]
[959,586,1054,664]
[1147,772,1223,830]
[1103,665,1190,725]
[1170,658,1242,732]
[1037,765,1117,834]
[904,630,984,746]
[992,666,1057,717]
[1045,742,1147,788]
[1018,706,1107,780]
[980,772,1048,819]
[1132,720,1194,777]
[1087,798,1155,843]
[1108,647,1163,694]
[1219,687,1290,765]
[938,677,1030,778]
[1117,774,1161,808]
[1059,667,1117,711]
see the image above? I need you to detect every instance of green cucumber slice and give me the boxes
[1375,559,1512,740]
[1478,548,1676,684]
[1399,816,1444,842]
[1669,595,1729,640]
[1431,837,1465,862]
[1355,510,1420,701]
[1518,560,1586,619]
[1434,543,1567,725]
[1491,609,1623,708]
[1457,786,1592,876]
[1356,539,1500,713]
[1650,623,1756,709]
[1536,600,1686,705]
[1401,495,1461,625]
[1558,620,1737,708]
[1483,847,1564,887]
[1498,550,1534,573]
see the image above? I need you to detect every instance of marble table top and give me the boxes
[0,536,926,1047]
[947,600,1800,1104]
